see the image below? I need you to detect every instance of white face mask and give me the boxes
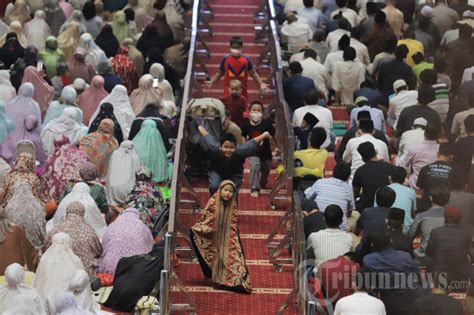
[250,112,262,123]
[230,48,242,56]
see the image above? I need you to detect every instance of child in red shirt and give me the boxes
[203,36,268,98]
[220,79,248,127]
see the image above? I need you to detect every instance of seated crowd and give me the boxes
[0,0,191,313]
[278,0,474,314]
[0,0,474,314]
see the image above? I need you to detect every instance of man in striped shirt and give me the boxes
[304,163,355,230]
[307,205,353,269]
[420,69,450,123]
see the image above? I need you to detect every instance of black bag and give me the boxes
[104,242,165,312]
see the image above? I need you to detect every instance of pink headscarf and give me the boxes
[1,114,47,165]
[78,75,109,125]
[21,66,54,114]
[5,82,42,128]
[68,47,96,84]
[59,0,74,19]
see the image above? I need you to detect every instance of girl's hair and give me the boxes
[82,2,96,20]
[249,100,264,111]
[56,62,68,76]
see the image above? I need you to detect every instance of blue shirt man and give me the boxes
[297,0,323,33]
[349,96,386,133]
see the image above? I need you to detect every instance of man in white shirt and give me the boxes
[334,283,387,315]
[349,35,371,67]
[330,0,362,27]
[343,119,390,179]
[292,89,333,148]
[396,118,427,166]
[300,49,332,97]
[325,34,351,74]
[387,79,419,129]
[307,205,353,269]
[333,47,366,105]
[326,20,352,52]
[281,13,313,52]
[297,0,323,33]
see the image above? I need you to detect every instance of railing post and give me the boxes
[159,270,169,315]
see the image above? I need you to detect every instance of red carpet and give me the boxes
[173,0,298,314]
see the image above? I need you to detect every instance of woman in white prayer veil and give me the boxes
[0,19,8,39]
[0,70,16,103]
[48,182,106,238]
[41,107,85,155]
[78,33,107,70]
[106,141,142,205]
[0,263,46,315]
[55,292,93,315]
[24,10,52,51]
[46,270,99,314]
[90,85,135,139]
[33,233,86,303]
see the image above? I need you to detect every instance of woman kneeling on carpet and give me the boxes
[190,180,251,293]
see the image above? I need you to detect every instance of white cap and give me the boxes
[420,6,434,18]
[73,78,86,90]
[463,10,473,18]
[393,79,407,92]
[413,117,428,127]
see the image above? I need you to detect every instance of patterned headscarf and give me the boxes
[79,119,119,177]
[99,207,154,275]
[43,201,102,275]
[5,180,46,248]
[136,166,152,181]
[79,161,98,182]
[41,135,90,202]
[66,200,85,217]
[0,152,43,207]
[0,207,12,243]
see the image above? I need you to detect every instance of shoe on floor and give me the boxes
[250,190,259,197]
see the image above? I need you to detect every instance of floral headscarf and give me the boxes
[79,119,119,177]
[0,153,43,207]
[42,135,90,202]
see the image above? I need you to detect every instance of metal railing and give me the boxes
[159,0,212,314]
[160,0,310,314]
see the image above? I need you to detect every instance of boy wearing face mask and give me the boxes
[203,36,268,98]
[198,124,271,196]
[220,79,247,127]
[241,101,276,197]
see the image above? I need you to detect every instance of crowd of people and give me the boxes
[0,0,473,313]
[277,0,474,313]
[0,0,191,313]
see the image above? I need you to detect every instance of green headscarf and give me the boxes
[112,11,133,45]
[132,119,169,183]
[38,36,66,78]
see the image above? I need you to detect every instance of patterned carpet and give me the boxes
[172,0,298,314]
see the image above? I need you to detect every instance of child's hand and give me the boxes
[262,131,271,139]
[259,82,269,91]
[198,125,208,136]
